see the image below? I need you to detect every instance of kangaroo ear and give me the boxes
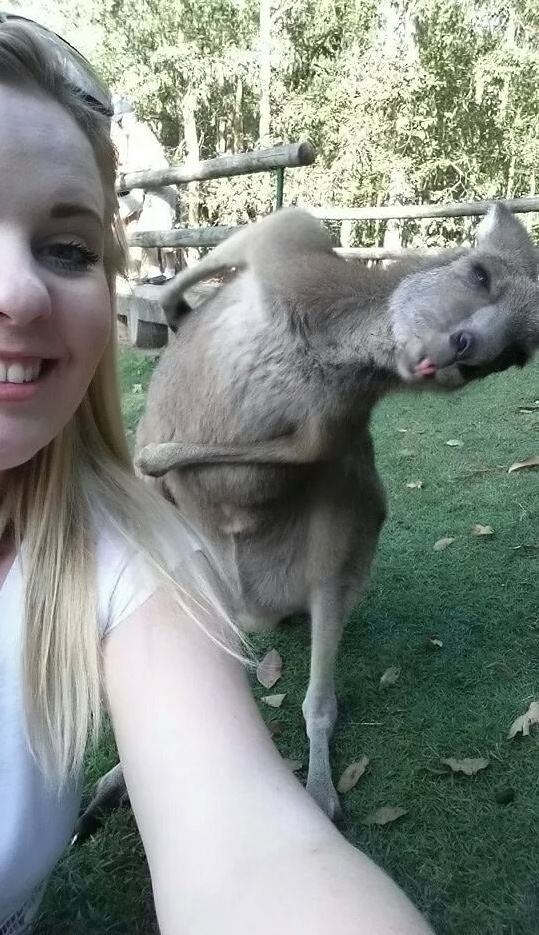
[476,203,538,278]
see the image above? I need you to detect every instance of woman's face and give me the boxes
[0,83,111,472]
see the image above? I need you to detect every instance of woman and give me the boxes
[0,17,434,935]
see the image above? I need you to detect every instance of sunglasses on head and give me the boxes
[0,12,113,118]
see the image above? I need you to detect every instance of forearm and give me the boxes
[105,591,434,935]
[156,835,434,935]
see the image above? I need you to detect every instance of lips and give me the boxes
[0,356,58,401]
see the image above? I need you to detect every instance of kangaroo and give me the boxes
[77,204,538,839]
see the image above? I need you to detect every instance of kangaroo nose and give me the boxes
[450,329,475,359]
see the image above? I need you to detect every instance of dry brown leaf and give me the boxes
[405,480,423,489]
[446,439,464,447]
[380,666,401,688]
[261,693,286,708]
[508,456,539,474]
[471,524,494,537]
[283,758,302,772]
[399,449,414,458]
[433,536,455,552]
[441,756,490,776]
[256,649,283,689]
[426,636,443,649]
[362,806,408,826]
[508,701,539,739]
[267,720,284,737]
[337,756,370,793]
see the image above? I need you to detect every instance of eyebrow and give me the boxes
[50,202,104,230]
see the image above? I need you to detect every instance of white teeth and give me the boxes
[7,363,25,384]
[0,360,43,384]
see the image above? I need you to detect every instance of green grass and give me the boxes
[38,350,538,935]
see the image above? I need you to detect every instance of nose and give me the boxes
[450,329,475,359]
[0,236,52,325]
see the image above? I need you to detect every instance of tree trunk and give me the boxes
[233,76,244,151]
[182,88,200,262]
[499,11,516,124]
[383,166,407,250]
[259,0,271,144]
[506,152,516,199]
[218,117,227,154]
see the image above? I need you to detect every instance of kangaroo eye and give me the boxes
[472,263,490,289]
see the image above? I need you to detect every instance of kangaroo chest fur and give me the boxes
[138,280,388,625]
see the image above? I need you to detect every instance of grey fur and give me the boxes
[78,206,538,836]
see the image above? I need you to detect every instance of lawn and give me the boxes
[37,348,538,935]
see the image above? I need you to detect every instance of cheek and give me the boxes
[62,276,112,367]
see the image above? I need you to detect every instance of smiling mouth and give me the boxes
[0,358,57,384]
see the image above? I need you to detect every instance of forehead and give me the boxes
[0,83,105,217]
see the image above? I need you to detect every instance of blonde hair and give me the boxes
[0,21,242,783]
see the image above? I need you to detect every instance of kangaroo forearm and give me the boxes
[136,428,326,477]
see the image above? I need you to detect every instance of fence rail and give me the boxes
[117,140,316,193]
[127,195,539,253]
[308,196,539,222]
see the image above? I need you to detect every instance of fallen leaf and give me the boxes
[508,701,539,739]
[486,661,514,679]
[397,428,408,433]
[261,693,286,708]
[508,456,539,474]
[405,480,423,489]
[283,758,302,772]
[441,756,490,776]
[256,649,283,689]
[433,536,455,552]
[337,756,370,793]
[380,666,401,688]
[423,764,450,777]
[132,383,143,394]
[446,439,464,447]
[267,720,284,737]
[362,806,408,826]
[426,636,443,649]
[471,524,494,537]
[399,449,414,458]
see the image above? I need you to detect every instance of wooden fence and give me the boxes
[118,141,539,345]
[126,192,539,258]
[119,140,316,346]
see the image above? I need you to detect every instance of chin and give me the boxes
[0,435,53,472]
[433,367,467,388]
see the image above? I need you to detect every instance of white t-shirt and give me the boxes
[0,525,202,932]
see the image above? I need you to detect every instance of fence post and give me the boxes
[275,167,285,209]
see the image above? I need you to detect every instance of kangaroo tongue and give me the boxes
[414,358,437,377]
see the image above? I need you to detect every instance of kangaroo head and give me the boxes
[392,204,539,387]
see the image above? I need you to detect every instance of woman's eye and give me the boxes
[39,241,100,272]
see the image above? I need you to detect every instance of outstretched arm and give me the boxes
[104,585,435,935]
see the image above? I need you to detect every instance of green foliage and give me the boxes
[17,0,539,244]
